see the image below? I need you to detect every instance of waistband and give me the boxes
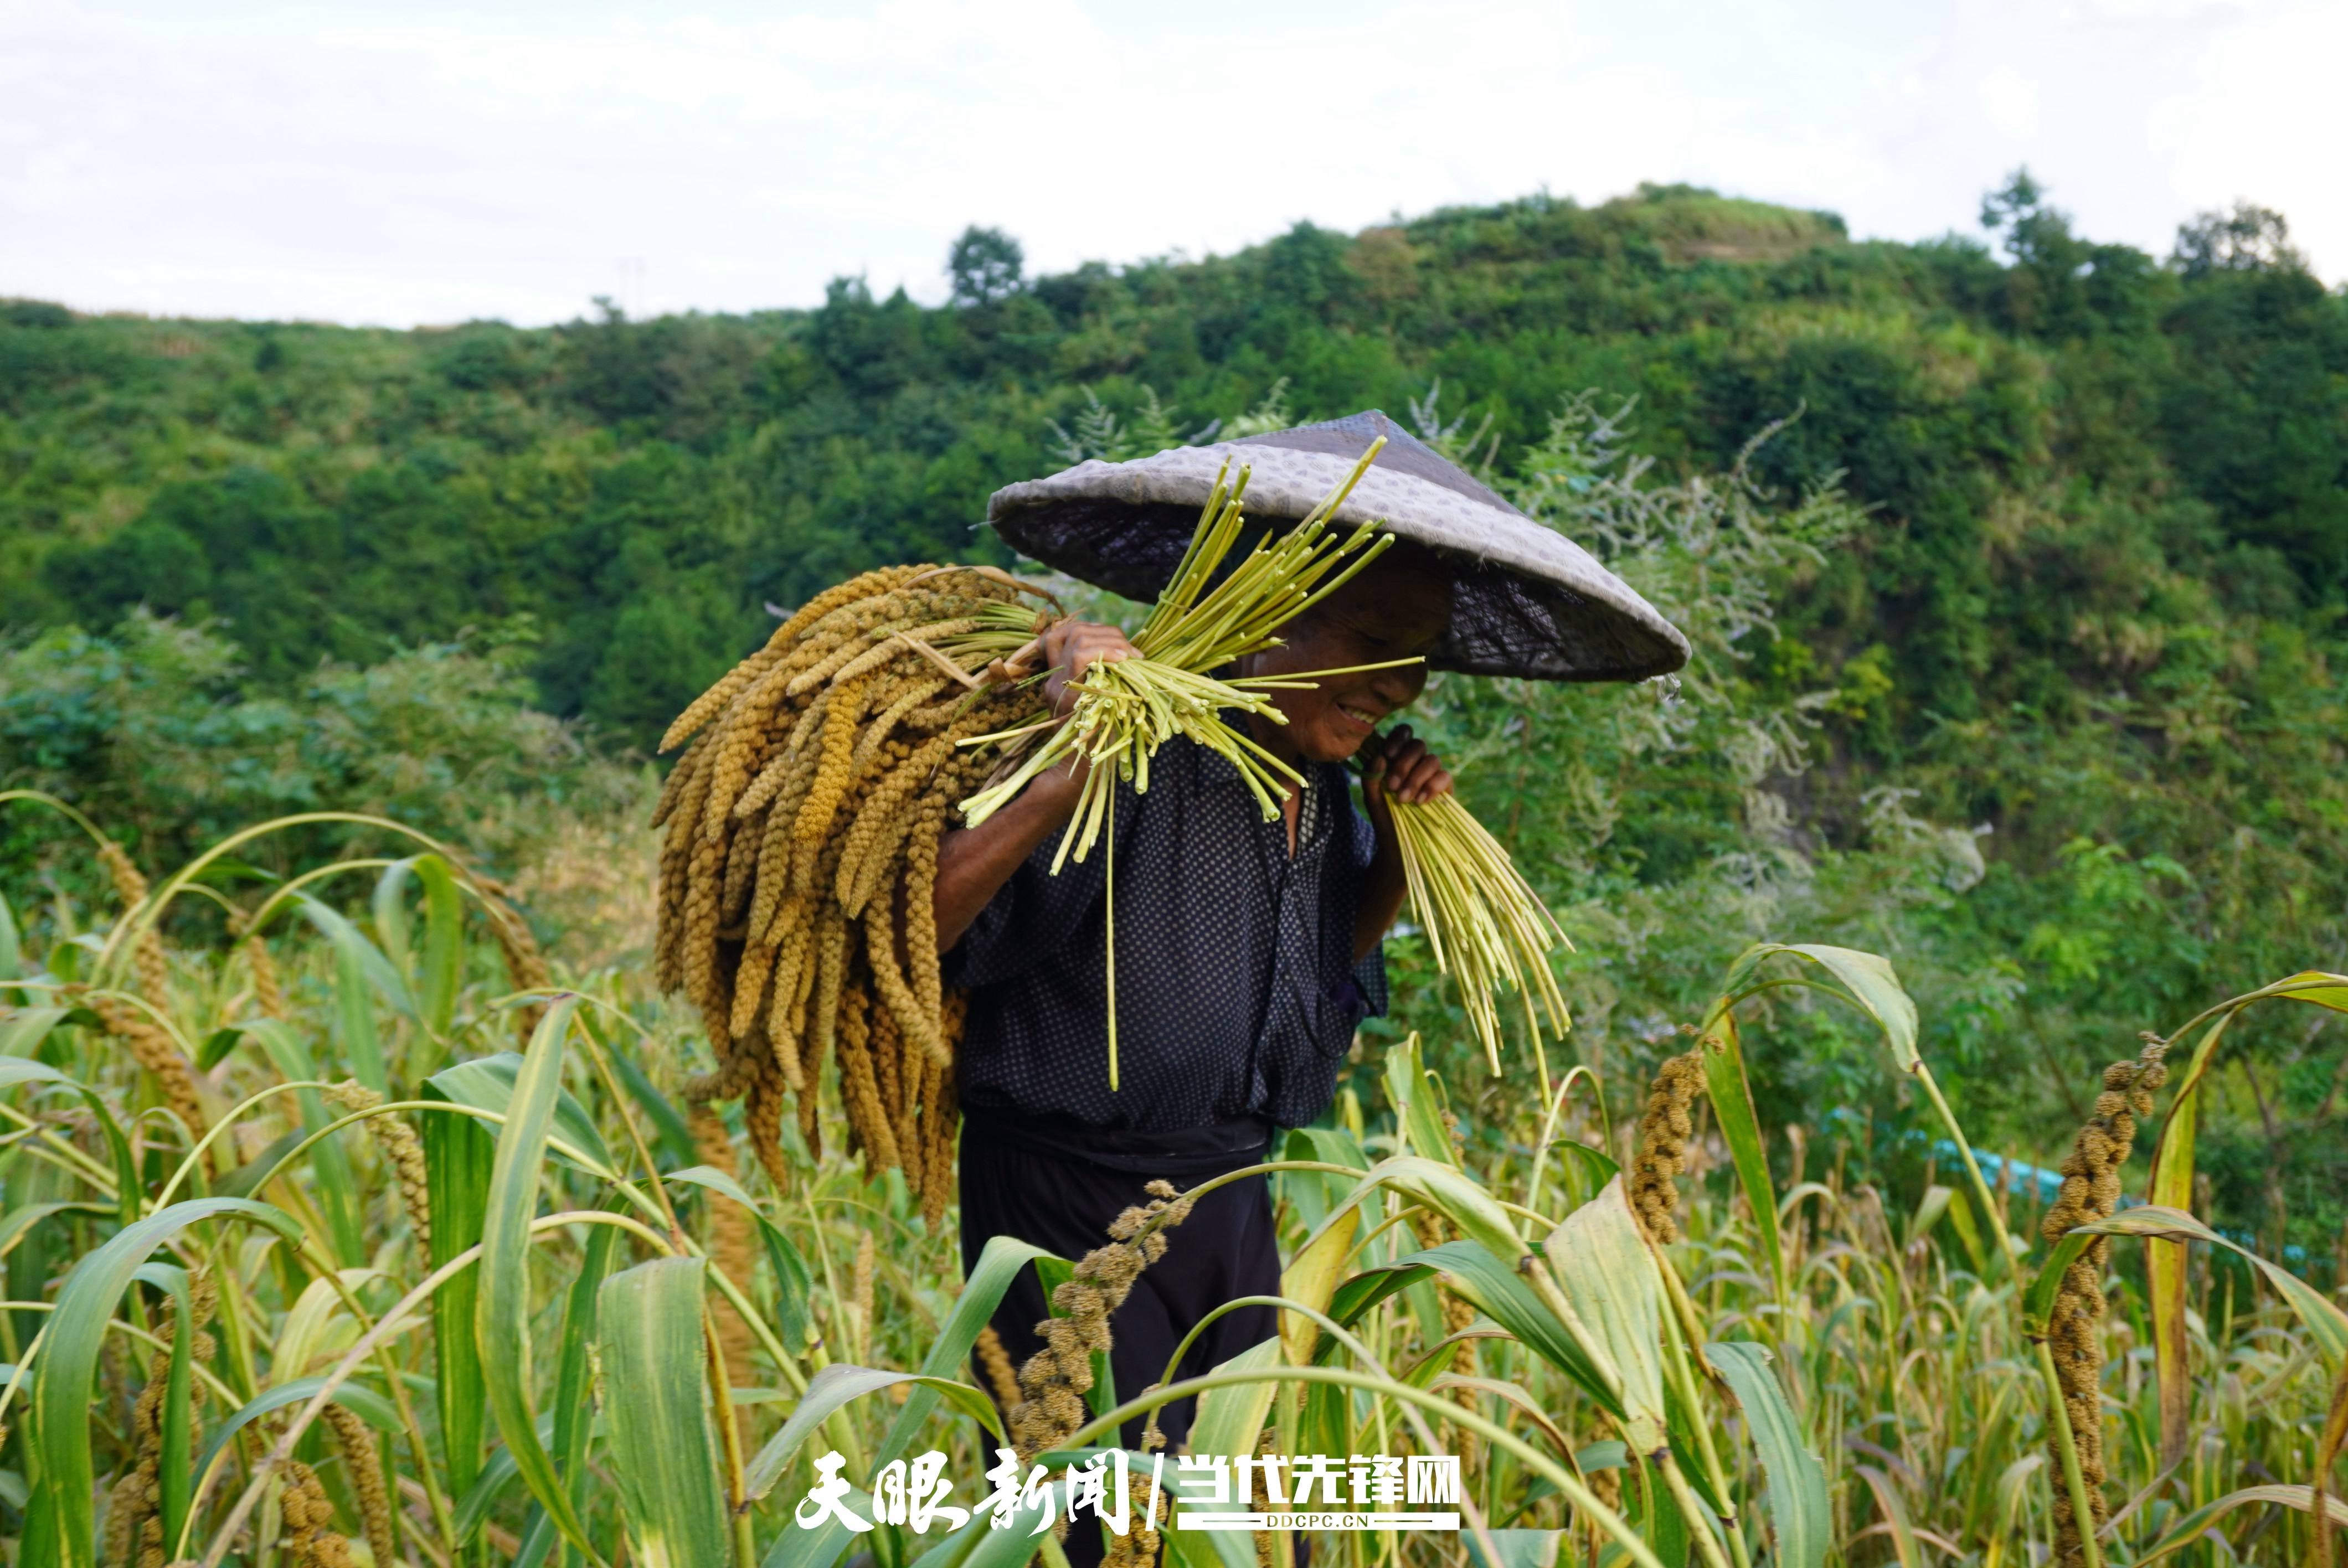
[959,1103,1276,1177]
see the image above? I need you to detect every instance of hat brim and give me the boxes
[987,441,1691,683]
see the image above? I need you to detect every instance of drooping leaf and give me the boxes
[2132,1485,2348,1566]
[2068,1205,2348,1369]
[869,1231,1062,1477]
[191,1376,401,1517]
[1541,1177,1663,1451]
[666,1163,824,1356]
[32,1198,305,1567]
[1721,943,1918,1070]
[1399,1241,1621,1416]
[0,1007,72,1059]
[429,1050,615,1178]
[1384,1035,1459,1168]
[749,1364,1002,1500]
[1189,1337,1283,1474]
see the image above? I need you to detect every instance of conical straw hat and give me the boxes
[988,408,1689,682]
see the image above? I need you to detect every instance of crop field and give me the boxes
[0,797,2341,1567]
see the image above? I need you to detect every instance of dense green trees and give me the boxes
[4,178,2344,1256]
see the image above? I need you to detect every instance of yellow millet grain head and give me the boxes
[792,675,872,844]
[796,1054,823,1159]
[1629,1050,1705,1244]
[321,1400,398,1568]
[2037,1039,2169,1567]
[976,1325,1022,1411]
[744,1068,792,1190]
[242,932,287,1020]
[720,804,767,926]
[837,986,901,1170]
[728,940,780,1044]
[652,730,709,829]
[746,811,805,947]
[764,920,813,1093]
[91,994,208,1137]
[656,563,914,755]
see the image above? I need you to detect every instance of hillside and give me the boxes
[4,179,2345,1252]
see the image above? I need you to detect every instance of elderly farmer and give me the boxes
[933,410,1687,1469]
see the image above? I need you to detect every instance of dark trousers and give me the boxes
[957,1116,1280,1458]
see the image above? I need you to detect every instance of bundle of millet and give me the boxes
[652,564,1052,1212]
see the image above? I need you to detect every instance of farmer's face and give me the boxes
[1244,546,1450,765]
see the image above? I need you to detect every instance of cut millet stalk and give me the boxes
[957,440,1415,1087]
[1382,774,1573,1087]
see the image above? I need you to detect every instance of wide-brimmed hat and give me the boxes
[987,408,1690,682]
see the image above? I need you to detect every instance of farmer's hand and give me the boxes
[1362,724,1453,829]
[1038,620,1136,719]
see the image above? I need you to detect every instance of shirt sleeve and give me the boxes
[940,773,1140,991]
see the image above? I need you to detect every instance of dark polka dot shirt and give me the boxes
[944,735,1388,1133]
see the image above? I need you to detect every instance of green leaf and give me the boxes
[1548,1139,1620,1214]
[759,1483,877,1568]
[422,1089,495,1498]
[1695,1012,1785,1303]
[1851,1465,1924,1568]
[1190,1336,1282,1468]
[1465,1531,1562,1568]
[599,1257,732,1568]
[2130,1484,2348,1566]
[750,1363,1005,1502]
[551,1218,619,1550]
[158,1280,195,1557]
[191,1376,401,1514]
[869,1231,1062,1477]
[1723,943,1918,1071]
[908,1498,1055,1568]
[1373,1154,1527,1265]
[665,1163,821,1356]
[475,996,597,1555]
[1705,1343,1827,1568]
[1541,1177,1664,1451]
[2020,1232,2096,1337]
[371,858,418,974]
[1399,1241,1621,1416]
[2067,1205,2348,1369]
[430,1050,616,1178]
[294,892,413,1091]
[0,891,22,987]
[0,1007,71,1059]
[415,854,466,1040]
[32,1198,304,1567]
[243,1018,365,1266]
[1384,1035,1459,1167]
[1329,1261,1435,1332]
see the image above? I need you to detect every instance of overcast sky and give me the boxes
[3,0,2339,328]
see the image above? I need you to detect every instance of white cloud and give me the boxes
[0,0,2336,327]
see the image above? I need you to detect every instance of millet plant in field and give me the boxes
[0,794,2342,1566]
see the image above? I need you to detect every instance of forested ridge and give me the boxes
[4,179,2345,1255]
